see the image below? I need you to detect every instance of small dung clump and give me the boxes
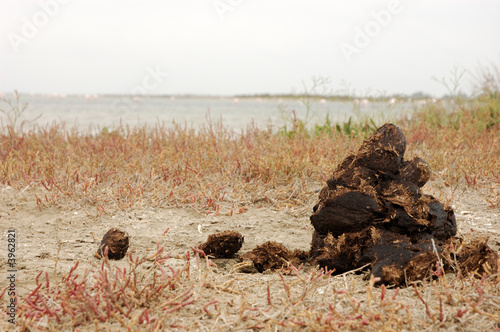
[199,231,244,258]
[443,237,500,277]
[96,228,130,260]
[240,241,306,272]
[310,123,499,285]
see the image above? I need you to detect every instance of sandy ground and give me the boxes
[0,180,499,329]
[0,184,317,299]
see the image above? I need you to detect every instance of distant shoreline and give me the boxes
[0,91,458,101]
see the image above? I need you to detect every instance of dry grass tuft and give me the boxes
[0,121,358,217]
[1,246,499,330]
[1,104,498,217]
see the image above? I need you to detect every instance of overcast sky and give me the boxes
[1,0,499,97]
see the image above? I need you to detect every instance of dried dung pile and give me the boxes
[95,228,130,260]
[240,241,308,272]
[197,232,308,273]
[310,123,499,285]
[199,231,244,258]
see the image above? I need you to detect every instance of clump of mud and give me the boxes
[96,228,130,260]
[240,242,307,273]
[199,231,244,258]
[310,123,499,285]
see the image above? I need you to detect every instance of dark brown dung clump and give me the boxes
[310,123,499,285]
[199,231,244,258]
[96,228,130,260]
[443,237,500,277]
[240,241,306,272]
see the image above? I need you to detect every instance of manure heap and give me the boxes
[197,123,498,286]
[310,123,498,285]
